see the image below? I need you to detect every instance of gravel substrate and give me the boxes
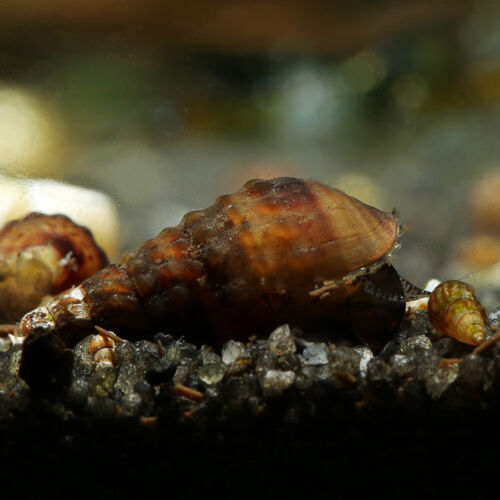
[2,308,500,498]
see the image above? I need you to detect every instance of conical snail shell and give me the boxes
[428,280,487,345]
[20,177,403,349]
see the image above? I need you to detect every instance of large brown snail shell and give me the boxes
[428,280,487,346]
[20,177,405,360]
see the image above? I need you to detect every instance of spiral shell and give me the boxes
[428,280,487,345]
[0,212,108,292]
[89,328,117,370]
[0,213,108,322]
[19,177,405,374]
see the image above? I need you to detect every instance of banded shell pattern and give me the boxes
[428,280,488,345]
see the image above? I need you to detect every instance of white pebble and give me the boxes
[424,279,441,293]
[268,324,296,355]
[260,370,295,397]
[221,340,249,365]
[353,346,373,377]
[302,343,329,365]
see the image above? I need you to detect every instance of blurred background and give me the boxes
[1,0,500,289]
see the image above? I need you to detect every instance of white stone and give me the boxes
[302,343,329,365]
[400,335,432,353]
[268,324,296,355]
[424,279,441,293]
[353,346,373,377]
[489,309,500,324]
[221,340,249,365]
[260,370,295,397]
[425,363,459,400]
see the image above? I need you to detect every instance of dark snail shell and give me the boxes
[428,280,487,346]
[20,177,405,354]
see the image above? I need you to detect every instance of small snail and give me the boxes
[428,280,488,345]
[89,326,120,370]
[19,177,408,369]
[0,213,108,322]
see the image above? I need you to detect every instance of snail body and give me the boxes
[19,178,407,388]
[428,280,487,345]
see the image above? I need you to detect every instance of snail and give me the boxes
[428,280,488,345]
[17,177,416,389]
[0,213,108,323]
[89,326,119,370]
